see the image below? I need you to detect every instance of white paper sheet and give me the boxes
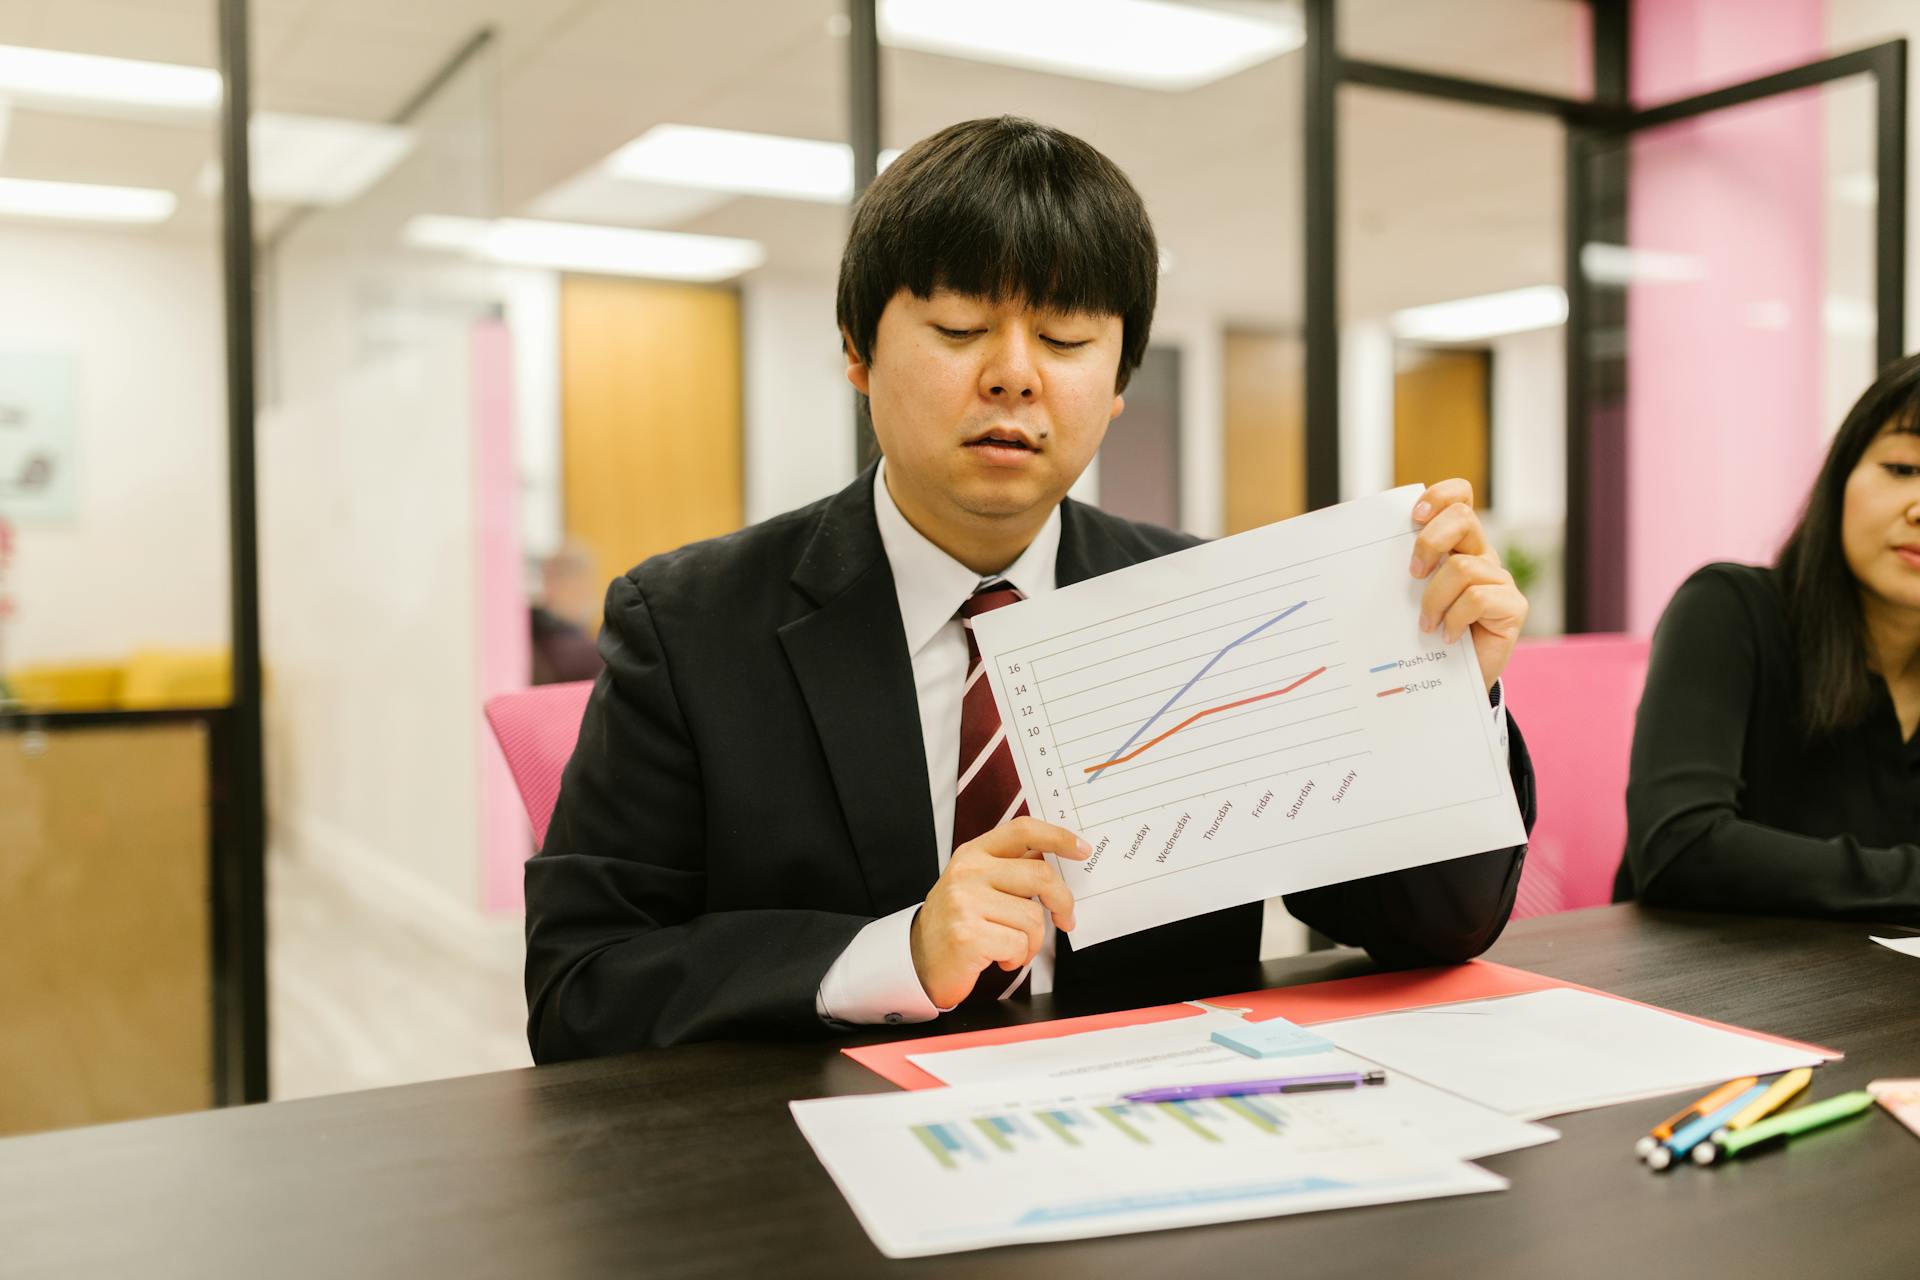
[791,1074,1504,1258]
[906,1009,1558,1162]
[970,486,1526,946]
[1314,988,1828,1120]
[1871,934,1920,958]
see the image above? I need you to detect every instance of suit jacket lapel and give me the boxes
[778,468,940,915]
[1055,496,1137,587]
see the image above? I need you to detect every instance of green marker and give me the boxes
[1693,1090,1876,1165]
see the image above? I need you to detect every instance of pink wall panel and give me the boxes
[1624,0,1827,632]
[471,317,533,914]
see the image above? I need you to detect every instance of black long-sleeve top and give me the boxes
[1616,562,1920,921]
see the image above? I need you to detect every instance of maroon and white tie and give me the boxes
[954,580,1032,1003]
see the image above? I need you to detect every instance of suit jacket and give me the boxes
[525,466,1536,1061]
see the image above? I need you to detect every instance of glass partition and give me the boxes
[0,5,233,1133]
[255,0,852,1098]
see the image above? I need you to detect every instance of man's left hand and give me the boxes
[1407,478,1528,692]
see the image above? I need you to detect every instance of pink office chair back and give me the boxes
[484,680,595,849]
[1497,634,1651,920]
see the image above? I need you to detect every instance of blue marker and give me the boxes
[1647,1083,1770,1170]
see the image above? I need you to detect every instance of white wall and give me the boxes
[259,235,492,927]
[1339,320,1396,502]
[742,272,860,522]
[0,224,227,668]
[1489,325,1567,635]
[1828,1,1920,352]
[497,268,563,563]
[1151,299,1225,538]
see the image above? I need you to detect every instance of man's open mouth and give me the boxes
[966,429,1038,451]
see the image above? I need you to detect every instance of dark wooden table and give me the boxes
[4,906,1918,1279]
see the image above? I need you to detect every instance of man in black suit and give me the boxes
[525,117,1535,1061]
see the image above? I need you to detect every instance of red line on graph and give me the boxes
[1082,666,1328,774]
[1375,687,1407,698]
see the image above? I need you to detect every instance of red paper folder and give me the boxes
[841,959,1842,1091]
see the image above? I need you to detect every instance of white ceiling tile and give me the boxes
[27,0,218,67]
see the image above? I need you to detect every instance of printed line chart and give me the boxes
[1016,570,1370,832]
[970,486,1525,948]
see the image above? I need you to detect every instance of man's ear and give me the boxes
[842,327,872,396]
[1109,392,1126,421]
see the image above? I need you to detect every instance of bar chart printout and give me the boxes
[792,1078,1503,1257]
[970,486,1525,946]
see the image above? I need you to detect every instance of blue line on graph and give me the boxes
[1368,661,1398,673]
[1085,600,1309,782]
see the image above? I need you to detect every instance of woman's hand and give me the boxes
[1408,479,1528,692]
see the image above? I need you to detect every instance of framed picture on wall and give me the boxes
[0,351,77,523]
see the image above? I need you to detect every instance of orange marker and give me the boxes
[1633,1077,1758,1160]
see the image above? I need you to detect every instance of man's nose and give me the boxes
[980,330,1040,400]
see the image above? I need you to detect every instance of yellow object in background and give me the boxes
[6,662,125,710]
[5,650,230,711]
[120,649,230,709]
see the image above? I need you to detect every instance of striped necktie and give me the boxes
[954,580,1032,1004]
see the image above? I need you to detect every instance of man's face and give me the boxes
[846,288,1126,532]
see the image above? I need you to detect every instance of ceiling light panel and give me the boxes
[606,125,853,203]
[0,44,219,114]
[879,0,1303,91]
[1390,286,1568,343]
[404,215,767,282]
[0,175,177,224]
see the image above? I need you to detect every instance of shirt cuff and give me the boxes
[816,904,945,1026]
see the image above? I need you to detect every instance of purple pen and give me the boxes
[1122,1070,1387,1104]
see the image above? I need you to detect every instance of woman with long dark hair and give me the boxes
[1618,352,1920,920]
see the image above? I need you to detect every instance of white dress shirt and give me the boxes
[816,461,1062,1025]
[814,462,1510,1026]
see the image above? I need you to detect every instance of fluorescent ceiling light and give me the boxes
[0,175,176,224]
[1825,296,1875,339]
[605,124,901,204]
[1580,243,1706,286]
[0,44,219,113]
[199,113,415,206]
[0,97,11,164]
[609,125,848,202]
[1390,286,1568,342]
[404,215,766,282]
[879,0,1302,91]
[1835,172,1877,207]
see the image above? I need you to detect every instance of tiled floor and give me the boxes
[267,850,530,1101]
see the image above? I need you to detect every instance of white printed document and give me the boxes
[1871,934,1920,959]
[791,1074,1504,1258]
[905,1009,1559,1162]
[1314,988,1829,1120]
[971,486,1525,946]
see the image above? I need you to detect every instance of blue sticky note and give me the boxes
[1211,1019,1334,1059]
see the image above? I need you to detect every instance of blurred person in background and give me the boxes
[530,543,604,686]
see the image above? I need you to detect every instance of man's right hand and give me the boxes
[910,816,1092,1010]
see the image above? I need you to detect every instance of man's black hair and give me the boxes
[1776,350,1920,737]
[835,116,1159,392]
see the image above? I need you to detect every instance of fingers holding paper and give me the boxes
[910,816,1090,1010]
[1409,480,1528,691]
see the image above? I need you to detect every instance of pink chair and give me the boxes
[1497,634,1651,920]
[484,680,595,850]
